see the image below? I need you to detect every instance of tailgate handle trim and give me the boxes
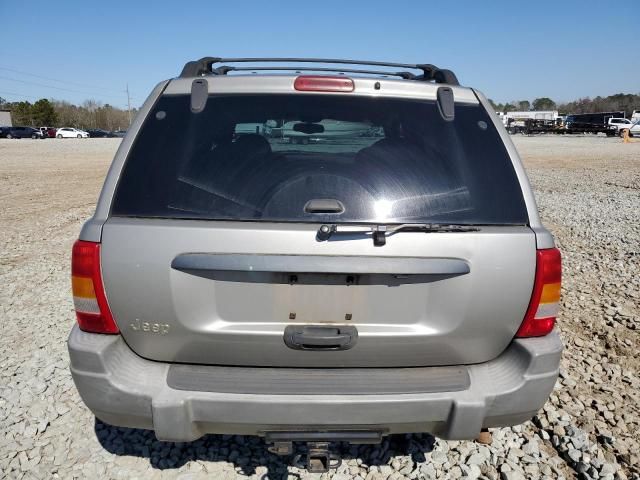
[171,254,470,275]
[284,325,358,351]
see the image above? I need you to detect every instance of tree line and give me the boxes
[2,92,638,129]
[489,93,640,115]
[0,97,137,131]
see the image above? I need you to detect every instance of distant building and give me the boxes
[0,110,12,126]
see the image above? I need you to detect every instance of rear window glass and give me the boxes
[112,94,528,225]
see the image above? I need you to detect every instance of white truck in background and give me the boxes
[607,117,634,134]
[502,111,561,134]
[610,115,640,137]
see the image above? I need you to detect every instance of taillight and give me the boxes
[71,240,119,334]
[516,248,561,338]
[294,75,354,92]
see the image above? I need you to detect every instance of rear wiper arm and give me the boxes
[317,223,480,246]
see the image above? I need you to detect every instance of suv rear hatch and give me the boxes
[100,81,536,367]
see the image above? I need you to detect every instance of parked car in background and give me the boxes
[85,129,115,138]
[621,120,640,138]
[607,118,633,132]
[56,128,89,138]
[0,126,10,138]
[3,126,45,139]
[607,118,640,137]
[40,127,57,138]
[111,130,127,137]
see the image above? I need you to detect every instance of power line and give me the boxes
[0,90,134,111]
[0,74,103,95]
[0,66,128,95]
[0,90,44,100]
[0,75,136,104]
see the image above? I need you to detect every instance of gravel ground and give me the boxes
[0,136,638,480]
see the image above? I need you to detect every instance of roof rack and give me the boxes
[179,57,459,86]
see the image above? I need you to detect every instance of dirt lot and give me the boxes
[0,136,638,479]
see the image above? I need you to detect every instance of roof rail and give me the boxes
[179,57,459,85]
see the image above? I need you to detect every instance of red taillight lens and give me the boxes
[516,248,562,338]
[71,240,119,334]
[294,75,354,92]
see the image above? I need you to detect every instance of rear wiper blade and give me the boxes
[316,223,480,246]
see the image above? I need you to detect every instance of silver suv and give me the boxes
[68,57,563,472]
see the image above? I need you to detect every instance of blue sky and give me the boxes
[1,0,637,109]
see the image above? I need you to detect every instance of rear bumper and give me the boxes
[68,325,562,442]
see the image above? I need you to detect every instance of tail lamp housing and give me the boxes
[516,248,562,338]
[71,240,119,334]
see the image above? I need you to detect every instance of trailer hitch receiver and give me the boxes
[304,442,341,473]
[267,440,341,473]
[265,430,382,472]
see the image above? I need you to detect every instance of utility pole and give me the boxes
[126,83,132,126]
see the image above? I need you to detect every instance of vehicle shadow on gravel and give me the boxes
[95,419,436,478]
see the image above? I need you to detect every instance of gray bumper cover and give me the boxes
[68,325,562,442]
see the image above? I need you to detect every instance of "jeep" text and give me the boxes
[130,319,170,335]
